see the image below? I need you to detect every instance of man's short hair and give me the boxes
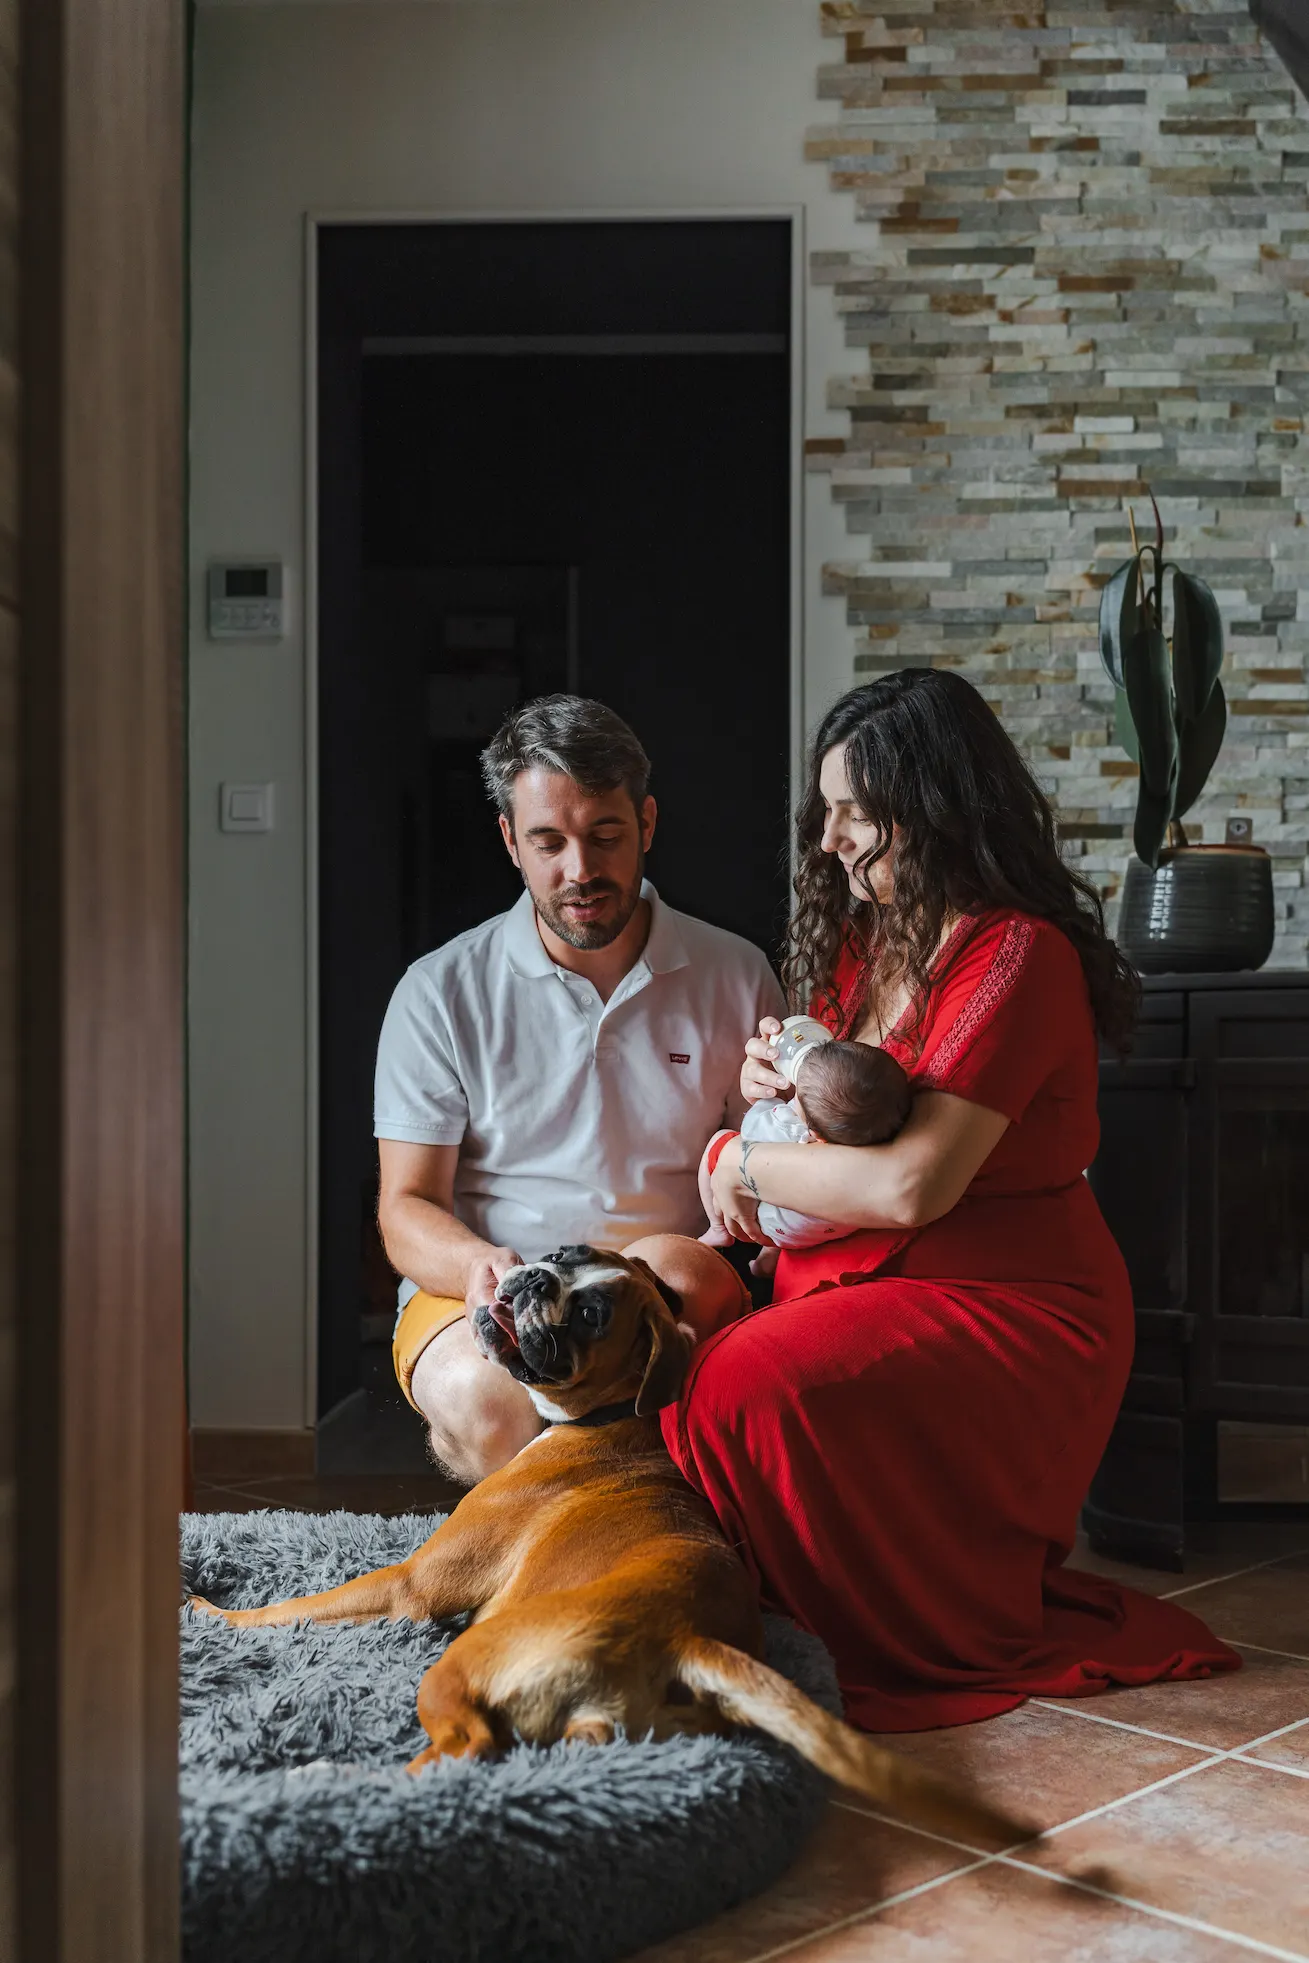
[480,694,652,822]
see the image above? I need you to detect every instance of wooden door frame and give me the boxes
[16,0,185,1955]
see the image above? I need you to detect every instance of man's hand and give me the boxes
[741,1016,791,1106]
[463,1245,525,1323]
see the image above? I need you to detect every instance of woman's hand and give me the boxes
[709,1135,762,1244]
[741,1016,790,1105]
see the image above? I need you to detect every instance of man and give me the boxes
[375,694,784,1485]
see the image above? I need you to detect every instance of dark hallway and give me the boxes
[316,219,794,1430]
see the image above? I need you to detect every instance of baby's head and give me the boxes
[792,1040,912,1148]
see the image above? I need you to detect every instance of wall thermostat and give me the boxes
[208,561,285,641]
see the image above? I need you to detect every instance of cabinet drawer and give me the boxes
[1138,991,1184,1023]
[1127,1023,1185,1059]
[1192,991,1309,1059]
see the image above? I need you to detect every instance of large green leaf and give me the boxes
[1133,778,1175,872]
[1124,622,1178,869]
[1174,680,1227,822]
[1101,538,1224,864]
[1113,687,1140,763]
[1098,557,1142,689]
[1171,567,1224,722]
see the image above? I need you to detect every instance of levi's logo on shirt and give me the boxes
[669,1052,691,1065]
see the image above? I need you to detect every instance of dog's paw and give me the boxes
[186,1594,225,1619]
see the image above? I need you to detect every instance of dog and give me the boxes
[190,1245,1034,1848]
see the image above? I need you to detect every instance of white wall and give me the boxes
[189,0,862,1427]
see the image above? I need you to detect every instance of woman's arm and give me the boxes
[710,1091,1010,1241]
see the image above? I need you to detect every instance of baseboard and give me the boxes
[190,1426,316,1484]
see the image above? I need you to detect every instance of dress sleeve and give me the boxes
[904,916,1087,1126]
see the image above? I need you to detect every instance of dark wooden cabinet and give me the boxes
[1086,972,1309,1569]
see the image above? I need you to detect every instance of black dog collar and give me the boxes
[548,1398,640,1429]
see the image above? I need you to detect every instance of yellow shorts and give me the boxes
[392,1291,467,1413]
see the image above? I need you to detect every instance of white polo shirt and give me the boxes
[375,882,783,1304]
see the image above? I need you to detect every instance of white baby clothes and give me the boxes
[741,1097,850,1249]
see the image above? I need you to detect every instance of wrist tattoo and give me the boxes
[739,1140,762,1203]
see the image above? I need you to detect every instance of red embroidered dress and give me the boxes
[662,911,1238,1730]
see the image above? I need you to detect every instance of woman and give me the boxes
[663,669,1237,1731]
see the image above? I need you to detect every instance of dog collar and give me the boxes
[548,1398,641,1429]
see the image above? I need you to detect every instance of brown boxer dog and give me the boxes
[190,1245,1034,1848]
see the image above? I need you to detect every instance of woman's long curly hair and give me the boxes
[783,670,1139,1054]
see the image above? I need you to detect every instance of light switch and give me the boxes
[220,782,274,833]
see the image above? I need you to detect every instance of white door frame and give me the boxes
[301,205,806,1423]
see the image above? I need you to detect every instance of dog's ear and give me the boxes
[629,1263,693,1417]
[634,1310,693,1416]
[628,1256,683,1324]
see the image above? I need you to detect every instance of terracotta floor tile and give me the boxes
[1026,1756,1309,1954]
[628,1802,970,1963]
[1066,1523,1309,1600]
[1165,1554,1309,1659]
[1242,1716,1309,1774]
[848,1703,1209,1842]
[781,1860,1248,1961]
[1219,1426,1309,1506]
[1037,1643,1309,1750]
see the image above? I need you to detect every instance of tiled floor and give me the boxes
[633,1526,1309,1963]
[189,1473,1309,1961]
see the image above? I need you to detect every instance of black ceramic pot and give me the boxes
[1117,846,1275,975]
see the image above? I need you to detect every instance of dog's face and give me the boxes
[471,1245,692,1421]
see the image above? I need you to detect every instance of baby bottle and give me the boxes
[771,1014,833,1088]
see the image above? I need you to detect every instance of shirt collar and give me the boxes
[502,886,556,978]
[502,879,689,980]
[642,883,689,976]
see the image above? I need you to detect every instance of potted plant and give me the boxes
[1098,501,1274,973]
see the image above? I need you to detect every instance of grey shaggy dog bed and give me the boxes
[181,1509,839,1963]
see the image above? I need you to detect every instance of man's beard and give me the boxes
[530,855,645,951]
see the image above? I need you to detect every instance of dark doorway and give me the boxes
[316,219,793,1435]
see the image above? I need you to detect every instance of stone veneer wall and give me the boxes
[808,0,1309,961]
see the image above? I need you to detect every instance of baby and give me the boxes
[699,1015,913,1255]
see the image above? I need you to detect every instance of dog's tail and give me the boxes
[674,1637,1036,1851]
